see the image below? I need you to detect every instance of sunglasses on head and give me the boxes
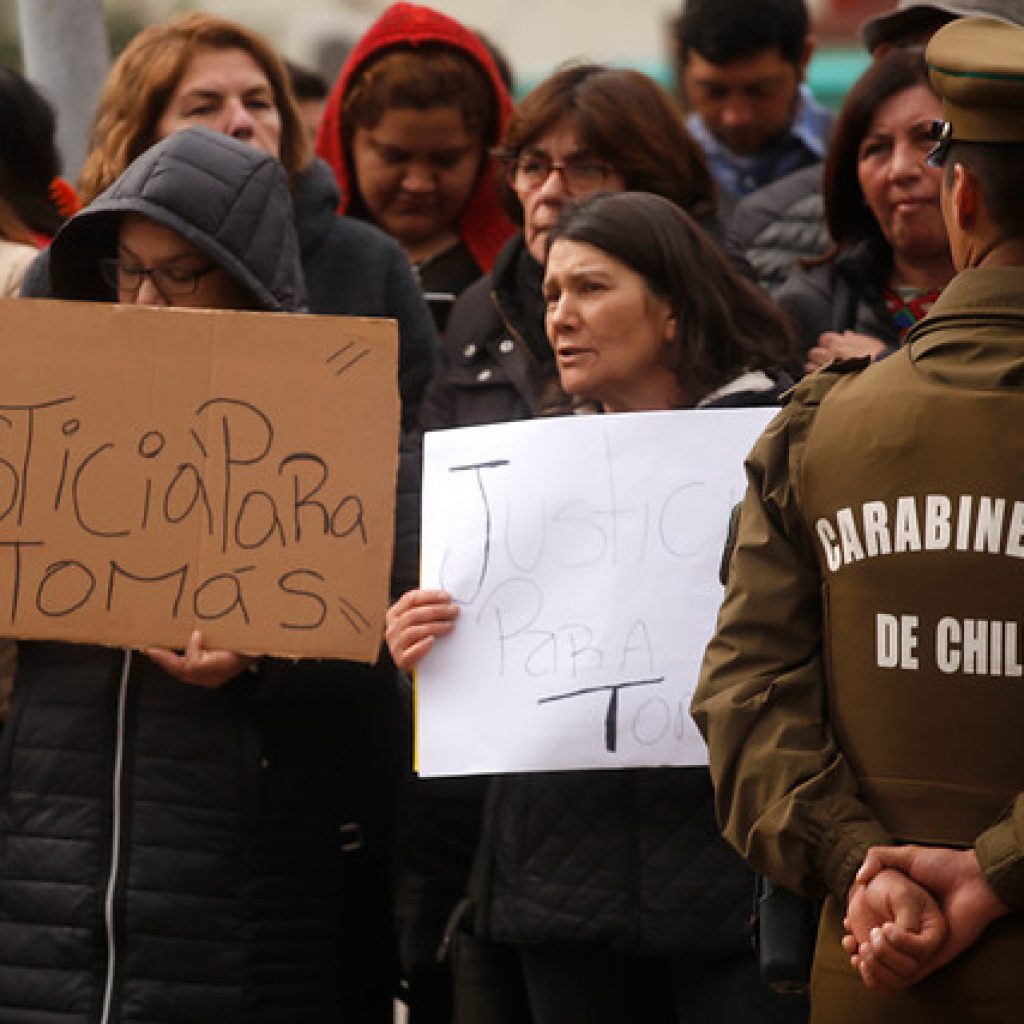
[926,119,953,167]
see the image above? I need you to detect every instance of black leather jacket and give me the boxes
[776,241,898,363]
[419,233,557,433]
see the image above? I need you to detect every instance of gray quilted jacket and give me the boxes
[726,164,829,297]
[0,129,371,1024]
[50,125,306,312]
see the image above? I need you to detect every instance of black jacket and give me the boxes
[0,129,383,1024]
[477,378,790,957]
[419,233,556,433]
[393,234,555,979]
[292,157,436,429]
[776,241,898,361]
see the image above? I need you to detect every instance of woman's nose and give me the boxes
[537,165,570,201]
[134,274,168,307]
[224,100,256,141]
[401,162,436,193]
[890,138,923,180]
[548,292,577,330]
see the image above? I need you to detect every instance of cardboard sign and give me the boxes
[0,298,399,661]
[416,408,777,775]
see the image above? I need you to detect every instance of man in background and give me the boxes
[673,0,831,203]
[726,0,1024,297]
[860,0,1024,55]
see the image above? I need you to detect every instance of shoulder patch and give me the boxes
[783,356,871,408]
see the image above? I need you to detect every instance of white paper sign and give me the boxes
[417,407,776,776]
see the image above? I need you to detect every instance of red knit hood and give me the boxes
[315,1,515,271]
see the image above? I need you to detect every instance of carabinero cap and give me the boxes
[925,16,1024,165]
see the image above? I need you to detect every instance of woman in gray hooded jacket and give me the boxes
[0,127,371,1024]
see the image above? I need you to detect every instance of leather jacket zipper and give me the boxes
[489,289,535,367]
[627,774,642,950]
[98,650,131,1024]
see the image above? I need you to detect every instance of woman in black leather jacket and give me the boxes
[390,192,802,1023]
[392,63,728,1024]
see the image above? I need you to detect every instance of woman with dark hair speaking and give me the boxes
[389,63,729,1024]
[388,190,801,1023]
[777,48,954,374]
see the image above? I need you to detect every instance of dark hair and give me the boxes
[821,48,932,278]
[284,59,328,102]
[342,46,497,143]
[498,64,716,224]
[0,65,63,238]
[869,11,954,54]
[547,191,796,404]
[675,0,809,67]
[944,141,1024,241]
[340,45,498,223]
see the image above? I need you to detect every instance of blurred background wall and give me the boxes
[0,0,891,175]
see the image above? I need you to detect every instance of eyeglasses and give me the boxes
[506,153,615,193]
[926,119,953,167]
[99,257,219,299]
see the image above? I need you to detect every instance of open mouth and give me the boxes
[892,197,928,212]
[555,345,592,362]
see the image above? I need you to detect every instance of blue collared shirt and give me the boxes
[687,85,833,200]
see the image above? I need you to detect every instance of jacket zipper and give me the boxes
[98,650,131,1024]
[489,289,536,367]
[627,773,642,950]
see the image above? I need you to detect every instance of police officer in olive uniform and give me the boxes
[692,17,1024,1023]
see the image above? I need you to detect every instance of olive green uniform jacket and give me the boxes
[692,267,1024,913]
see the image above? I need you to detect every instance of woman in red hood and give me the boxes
[316,1,515,332]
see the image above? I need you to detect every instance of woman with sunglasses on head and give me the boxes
[0,126,374,1024]
[390,190,802,1023]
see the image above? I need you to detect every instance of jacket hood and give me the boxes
[315,1,514,271]
[291,156,342,260]
[50,127,307,312]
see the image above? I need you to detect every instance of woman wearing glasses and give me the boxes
[19,16,435,1013]
[0,127,359,1024]
[418,63,719,432]
[393,64,783,1024]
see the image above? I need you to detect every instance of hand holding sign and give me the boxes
[146,628,256,688]
[385,589,459,673]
